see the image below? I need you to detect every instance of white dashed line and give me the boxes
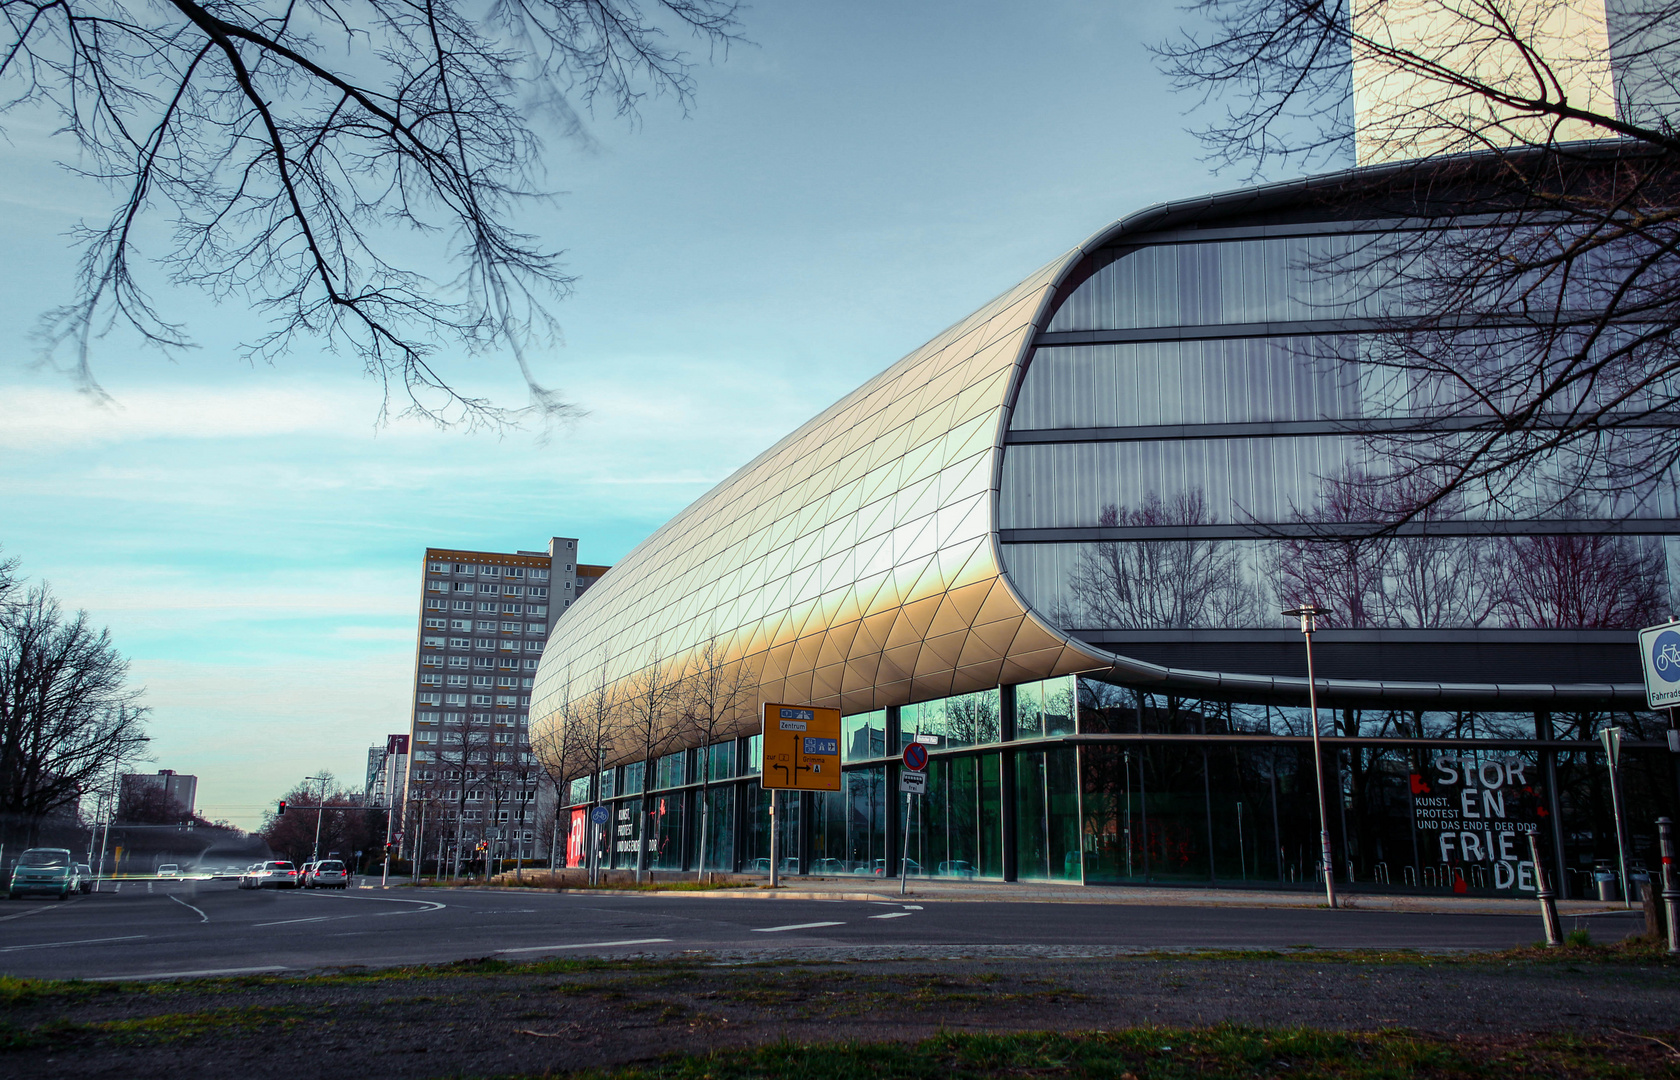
[497,938,672,953]
[0,935,145,953]
[751,921,845,933]
[867,912,913,919]
[253,916,334,927]
[90,965,289,982]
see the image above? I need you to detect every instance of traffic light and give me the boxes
[277,800,287,816]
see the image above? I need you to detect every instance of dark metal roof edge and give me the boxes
[1088,651,1645,707]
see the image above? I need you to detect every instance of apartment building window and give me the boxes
[494,733,512,744]
[416,730,438,743]
[533,568,550,580]
[477,601,497,612]
[529,605,548,617]
[425,617,448,630]
[448,637,471,649]
[476,638,493,650]
[525,640,544,652]
[563,581,573,591]
[420,673,441,686]
[519,695,530,706]
[444,712,464,723]
[428,561,447,572]
[451,599,472,612]
[506,585,525,597]
[495,676,516,688]
[500,640,517,652]
[447,656,469,668]
[450,619,470,630]
[502,603,522,615]
[445,693,468,706]
[481,566,501,578]
[525,623,544,635]
[471,657,493,669]
[528,587,547,599]
[418,693,442,705]
[417,711,439,723]
[470,620,491,631]
[451,582,474,593]
[421,655,442,668]
[495,695,516,706]
[452,563,475,575]
[469,694,491,705]
[470,712,491,725]
[565,564,573,572]
[426,581,445,593]
[522,659,538,671]
[442,729,463,744]
[422,636,444,649]
[472,675,492,688]
[414,750,435,763]
[499,621,518,632]
[425,599,444,611]
[447,674,468,687]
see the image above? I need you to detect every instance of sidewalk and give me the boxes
[466,871,1631,917]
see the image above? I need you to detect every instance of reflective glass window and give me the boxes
[843,710,887,762]
[621,761,645,797]
[1005,535,1674,631]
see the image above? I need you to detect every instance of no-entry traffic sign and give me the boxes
[902,743,928,772]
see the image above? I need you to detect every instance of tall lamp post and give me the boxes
[305,774,328,864]
[1283,604,1338,909]
[95,731,150,893]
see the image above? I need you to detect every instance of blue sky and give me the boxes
[0,2,1320,829]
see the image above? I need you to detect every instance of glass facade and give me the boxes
[539,160,1676,900]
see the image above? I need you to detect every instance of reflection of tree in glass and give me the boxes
[1065,491,1268,629]
[1497,531,1666,629]
[942,691,1001,747]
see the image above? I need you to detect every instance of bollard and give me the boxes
[1528,832,1563,947]
[1660,817,1679,956]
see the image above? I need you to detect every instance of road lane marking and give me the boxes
[0,904,58,924]
[170,895,209,923]
[867,912,913,920]
[301,892,446,913]
[751,921,845,933]
[90,965,289,982]
[497,938,672,953]
[253,916,335,927]
[0,935,145,953]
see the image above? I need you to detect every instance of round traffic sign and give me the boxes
[902,743,929,772]
[590,805,610,825]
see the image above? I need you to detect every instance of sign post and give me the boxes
[760,704,842,887]
[1601,726,1631,908]
[900,743,928,897]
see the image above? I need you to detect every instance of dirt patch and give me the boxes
[2,950,1676,1078]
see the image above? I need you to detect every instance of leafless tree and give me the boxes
[1155,1,1680,527]
[0,578,148,847]
[677,637,753,879]
[1064,492,1269,629]
[2,0,742,423]
[616,641,681,882]
[537,661,620,877]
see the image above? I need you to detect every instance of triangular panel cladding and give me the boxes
[533,249,1071,747]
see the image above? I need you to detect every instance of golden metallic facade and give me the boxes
[530,255,1110,751]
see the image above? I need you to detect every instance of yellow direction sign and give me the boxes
[761,703,842,791]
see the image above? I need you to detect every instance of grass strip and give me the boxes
[545,1026,1679,1079]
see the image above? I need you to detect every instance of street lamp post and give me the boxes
[305,774,328,864]
[95,730,150,893]
[1283,604,1338,909]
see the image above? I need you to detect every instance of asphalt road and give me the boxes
[0,879,1643,981]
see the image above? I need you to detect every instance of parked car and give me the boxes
[810,858,847,875]
[935,860,977,879]
[871,858,921,876]
[304,860,348,889]
[241,861,299,889]
[297,861,317,884]
[156,864,180,877]
[75,863,93,894]
[8,848,80,900]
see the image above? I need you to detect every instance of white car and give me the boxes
[156,864,180,877]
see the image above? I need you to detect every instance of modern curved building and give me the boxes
[534,157,1678,895]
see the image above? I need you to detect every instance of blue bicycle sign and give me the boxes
[1638,623,1680,708]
